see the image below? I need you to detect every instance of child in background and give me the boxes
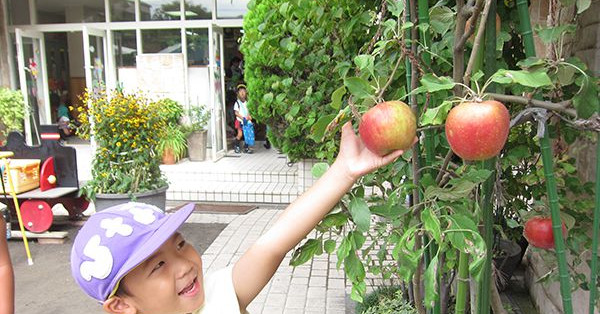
[0,213,14,314]
[71,122,413,313]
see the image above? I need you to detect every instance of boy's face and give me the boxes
[238,89,247,101]
[111,232,205,314]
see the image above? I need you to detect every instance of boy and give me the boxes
[233,85,252,154]
[71,122,412,313]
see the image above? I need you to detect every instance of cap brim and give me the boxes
[106,203,195,299]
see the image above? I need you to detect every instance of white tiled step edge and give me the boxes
[167,182,300,204]
[162,170,297,184]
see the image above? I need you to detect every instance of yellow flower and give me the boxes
[116,142,122,147]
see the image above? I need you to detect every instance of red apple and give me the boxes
[358,101,416,156]
[445,100,510,161]
[524,216,568,250]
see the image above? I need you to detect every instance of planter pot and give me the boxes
[94,185,168,212]
[162,148,176,165]
[493,238,522,291]
[187,130,207,161]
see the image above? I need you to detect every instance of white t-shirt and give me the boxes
[193,266,249,314]
[233,100,249,122]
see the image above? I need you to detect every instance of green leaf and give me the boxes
[350,230,366,250]
[420,100,452,126]
[572,78,599,118]
[557,65,576,86]
[349,197,371,232]
[422,208,441,242]
[576,0,591,14]
[344,251,366,282]
[420,73,456,92]
[324,239,336,254]
[536,24,577,44]
[350,281,367,303]
[370,203,410,218]
[262,93,274,104]
[336,235,352,269]
[517,57,546,69]
[282,77,293,87]
[289,104,300,116]
[506,218,520,228]
[278,2,289,16]
[310,113,336,142]
[320,212,349,229]
[331,86,346,110]
[429,6,455,35]
[424,254,439,308]
[354,55,375,75]
[344,77,375,99]
[401,21,414,30]
[290,239,322,266]
[311,162,329,178]
[387,0,405,17]
[492,69,553,88]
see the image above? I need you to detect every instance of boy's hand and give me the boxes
[335,122,416,181]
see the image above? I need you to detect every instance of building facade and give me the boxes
[1,0,248,160]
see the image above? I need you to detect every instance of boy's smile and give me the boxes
[105,232,205,314]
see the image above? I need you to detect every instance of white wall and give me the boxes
[116,62,210,111]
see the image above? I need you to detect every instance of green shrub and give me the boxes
[241,0,377,161]
[156,98,184,125]
[356,287,416,314]
[0,88,25,139]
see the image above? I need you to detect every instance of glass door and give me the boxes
[15,28,50,145]
[208,24,227,161]
[82,26,108,94]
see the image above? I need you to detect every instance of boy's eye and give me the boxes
[152,261,165,273]
[177,240,186,250]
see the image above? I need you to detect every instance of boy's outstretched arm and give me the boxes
[0,217,14,314]
[232,122,412,309]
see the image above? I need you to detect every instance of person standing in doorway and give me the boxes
[233,84,252,154]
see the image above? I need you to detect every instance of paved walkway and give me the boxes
[188,208,352,314]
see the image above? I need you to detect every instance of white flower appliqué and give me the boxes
[129,206,157,225]
[100,217,133,238]
[80,235,113,281]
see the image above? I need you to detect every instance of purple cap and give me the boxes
[70,202,195,302]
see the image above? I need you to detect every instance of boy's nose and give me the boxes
[175,257,195,279]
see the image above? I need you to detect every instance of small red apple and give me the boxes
[524,216,568,250]
[359,101,416,156]
[445,100,510,161]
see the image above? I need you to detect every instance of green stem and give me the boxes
[417,0,439,312]
[455,251,470,314]
[515,0,574,312]
[590,138,600,314]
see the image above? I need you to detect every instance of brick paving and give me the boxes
[188,208,353,314]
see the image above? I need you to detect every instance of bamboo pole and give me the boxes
[516,0,573,312]
[590,138,600,314]
[456,251,470,314]
[476,0,498,312]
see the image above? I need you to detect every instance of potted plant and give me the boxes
[182,105,210,161]
[156,98,187,164]
[76,89,169,211]
[0,88,25,145]
[157,123,187,164]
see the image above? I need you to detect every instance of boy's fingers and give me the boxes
[381,149,404,165]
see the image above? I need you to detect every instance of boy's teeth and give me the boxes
[180,279,195,294]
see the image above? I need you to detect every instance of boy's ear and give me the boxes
[103,296,136,314]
